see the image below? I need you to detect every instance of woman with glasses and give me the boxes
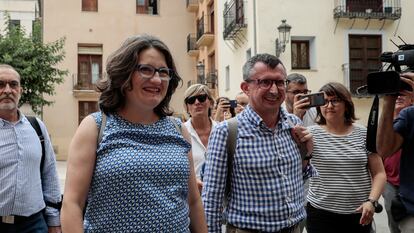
[306,82,386,233]
[183,84,216,192]
[61,35,207,233]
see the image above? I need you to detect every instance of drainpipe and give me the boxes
[252,0,257,55]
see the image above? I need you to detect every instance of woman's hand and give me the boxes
[356,201,375,225]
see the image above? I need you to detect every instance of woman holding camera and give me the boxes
[306,82,386,233]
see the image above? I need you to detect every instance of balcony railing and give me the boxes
[223,0,246,40]
[334,0,401,20]
[196,15,214,46]
[187,34,199,57]
[72,73,102,91]
[186,0,198,12]
[206,70,218,89]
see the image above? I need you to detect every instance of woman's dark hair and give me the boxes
[215,96,236,117]
[315,82,358,125]
[97,34,182,117]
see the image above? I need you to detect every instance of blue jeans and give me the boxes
[0,211,47,233]
[383,182,401,233]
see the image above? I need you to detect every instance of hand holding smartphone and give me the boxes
[298,92,326,108]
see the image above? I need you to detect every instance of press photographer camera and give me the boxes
[367,38,414,95]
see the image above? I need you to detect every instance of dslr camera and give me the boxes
[367,38,414,95]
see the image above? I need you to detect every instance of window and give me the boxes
[225,66,230,91]
[246,48,251,61]
[209,3,215,34]
[291,40,310,69]
[348,35,382,94]
[78,101,98,124]
[77,44,103,90]
[346,0,382,13]
[82,0,98,11]
[136,0,158,15]
[8,20,20,30]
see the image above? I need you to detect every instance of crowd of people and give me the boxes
[1,34,414,233]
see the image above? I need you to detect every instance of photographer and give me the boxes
[377,72,414,233]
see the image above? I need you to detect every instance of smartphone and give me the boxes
[298,92,326,108]
[229,100,238,108]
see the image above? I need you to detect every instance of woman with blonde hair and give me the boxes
[184,84,216,192]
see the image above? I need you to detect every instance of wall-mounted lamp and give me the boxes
[196,61,205,84]
[275,19,292,58]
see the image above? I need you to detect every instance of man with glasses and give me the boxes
[285,73,317,127]
[202,54,316,233]
[0,64,61,233]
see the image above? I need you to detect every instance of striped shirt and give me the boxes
[307,124,372,214]
[202,106,317,233]
[0,111,61,226]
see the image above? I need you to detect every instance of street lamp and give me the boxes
[196,61,205,84]
[275,19,292,58]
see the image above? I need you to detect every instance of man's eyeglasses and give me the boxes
[248,79,286,89]
[185,94,208,104]
[286,90,311,95]
[0,80,20,90]
[323,98,342,107]
[136,64,171,82]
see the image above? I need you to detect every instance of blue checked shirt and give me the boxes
[0,112,61,226]
[202,106,317,233]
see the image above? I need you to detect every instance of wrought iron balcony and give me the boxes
[72,73,102,91]
[186,0,198,12]
[196,15,214,47]
[334,0,401,20]
[206,70,218,89]
[223,0,246,40]
[187,34,199,57]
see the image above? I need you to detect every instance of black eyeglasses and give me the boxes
[185,94,208,104]
[286,89,311,95]
[136,64,171,82]
[248,79,286,89]
[323,98,342,107]
[0,80,20,90]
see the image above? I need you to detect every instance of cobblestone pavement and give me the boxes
[56,161,391,233]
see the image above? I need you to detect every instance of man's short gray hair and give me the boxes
[242,53,285,81]
[286,73,307,85]
[0,64,20,81]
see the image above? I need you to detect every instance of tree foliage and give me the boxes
[0,16,67,114]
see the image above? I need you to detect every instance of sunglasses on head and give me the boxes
[186,94,208,104]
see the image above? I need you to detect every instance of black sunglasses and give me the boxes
[186,94,208,104]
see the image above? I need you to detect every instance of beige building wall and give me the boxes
[218,0,414,125]
[43,0,194,160]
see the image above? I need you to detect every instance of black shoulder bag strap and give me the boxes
[225,117,238,199]
[27,116,62,210]
[366,95,379,153]
[27,116,45,170]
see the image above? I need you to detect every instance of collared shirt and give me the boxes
[184,118,217,179]
[202,106,317,233]
[0,111,61,226]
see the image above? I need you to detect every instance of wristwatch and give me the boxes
[366,198,378,209]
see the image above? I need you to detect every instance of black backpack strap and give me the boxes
[27,116,62,210]
[27,116,45,170]
[225,117,238,199]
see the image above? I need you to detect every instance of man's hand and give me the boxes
[400,72,414,98]
[291,125,314,157]
[293,94,310,120]
[48,226,62,233]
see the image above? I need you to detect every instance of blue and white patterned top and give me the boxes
[84,112,191,233]
[202,106,317,233]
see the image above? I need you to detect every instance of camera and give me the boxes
[229,100,237,108]
[298,92,326,108]
[367,38,414,95]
